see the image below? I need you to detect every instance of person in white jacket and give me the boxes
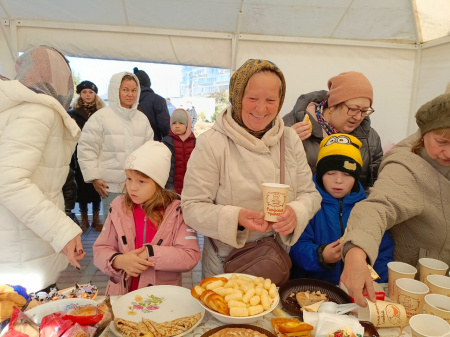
[77,72,154,227]
[181,59,322,278]
[0,46,86,292]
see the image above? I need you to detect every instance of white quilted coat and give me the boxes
[0,80,82,292]
[77,72,154,193]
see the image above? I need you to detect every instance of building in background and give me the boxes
[180,66,230,97]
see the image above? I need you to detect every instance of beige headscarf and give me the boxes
[229,59,286,138]
[15,45,74,110]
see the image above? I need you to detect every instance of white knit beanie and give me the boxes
[124,141,171,188]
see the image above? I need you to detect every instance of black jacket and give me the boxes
[138,86,170,141]
[68,107,101,204]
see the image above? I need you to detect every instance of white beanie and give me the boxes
[124,141,171,188]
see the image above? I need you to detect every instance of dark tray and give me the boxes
[279,278,352,318]
[201,324,276,337]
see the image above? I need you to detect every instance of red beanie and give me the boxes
[327,71,373,107]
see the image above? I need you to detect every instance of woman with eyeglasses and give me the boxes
[283,71,383,192]
[77,72,154,220]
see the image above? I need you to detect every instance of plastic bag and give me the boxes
[8,307,39,337]
[40,313,73,337]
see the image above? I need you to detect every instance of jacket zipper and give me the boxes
[339,199,344,273]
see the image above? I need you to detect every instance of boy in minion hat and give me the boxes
[290,134,394,285]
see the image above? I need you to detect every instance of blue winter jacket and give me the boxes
[290,175,394,285]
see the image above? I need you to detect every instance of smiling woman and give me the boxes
[181,59,321,279]
[283,71,383,192]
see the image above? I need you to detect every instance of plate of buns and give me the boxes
[191,273,279,324]
[201,324,276,337]
[278,279,351,318]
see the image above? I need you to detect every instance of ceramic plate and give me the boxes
[200,324,277,337]
[279,278,352,318]
[110,285,205,337]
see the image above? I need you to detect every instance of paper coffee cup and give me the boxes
[419,258,449,284]
[396,278,429,318]
[425,294,450,324]
[387,261,417,301]
[427,274,450,297]
[409,314,450,337]
[357,299,407,327]
[262,183,289,222]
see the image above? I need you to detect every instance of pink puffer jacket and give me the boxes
[93,196,201,295]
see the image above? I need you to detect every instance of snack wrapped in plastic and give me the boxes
[60,323,96,337]
[63,305,103,326]
[95,297,114,330]
[8,307,39,337]
[40,313,73,337]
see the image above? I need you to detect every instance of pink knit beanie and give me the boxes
[327,71,373,107]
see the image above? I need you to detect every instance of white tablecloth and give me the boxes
[101,292,414,337]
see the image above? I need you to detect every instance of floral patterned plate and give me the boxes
[111,285,205,326]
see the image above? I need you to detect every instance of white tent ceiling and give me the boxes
[1,0,450,145]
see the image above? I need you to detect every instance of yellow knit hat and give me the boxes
[316,134,363,192]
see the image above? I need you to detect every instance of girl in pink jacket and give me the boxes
[93,141,201,295]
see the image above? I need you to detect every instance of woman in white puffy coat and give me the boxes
[77,72,154,221]
[0,46,85,292]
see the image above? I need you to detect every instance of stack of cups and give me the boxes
[427,274,450,296]
[409,314,450,337]
[395,278,429,319]
[387,261,417,301]
[424,294,450,324]
[418,258,449,285]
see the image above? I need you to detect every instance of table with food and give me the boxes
[1,266,450,337]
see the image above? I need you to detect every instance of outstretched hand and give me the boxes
[340,247,376,307]
[112,246,155,278]
[62,234,86,270]
[238,209,271,233]
[272,205,296,235]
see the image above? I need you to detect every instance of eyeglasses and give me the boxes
[343,103,375,117]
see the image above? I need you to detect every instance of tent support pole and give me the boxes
[407,0,423,136]
[231,0,245,72]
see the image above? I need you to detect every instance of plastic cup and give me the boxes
[424,294,450,324]
[427,274,450,297]
[357,299,407,327]
[409,314,450,337]
[262,183,289,222]
[419,258,449,284]
[387,261,417,301]
[396,278,429,318]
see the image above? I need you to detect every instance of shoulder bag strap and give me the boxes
[208,132,286,252]
[280,132,285,184]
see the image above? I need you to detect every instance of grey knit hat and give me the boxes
[415,93,450,136]
[171,109,188,127]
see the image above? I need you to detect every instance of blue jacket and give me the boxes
[290,175,394,285]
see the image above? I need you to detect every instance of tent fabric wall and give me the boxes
[1,0,450,147]
[237,40,417,145]
[15,27,232,69]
